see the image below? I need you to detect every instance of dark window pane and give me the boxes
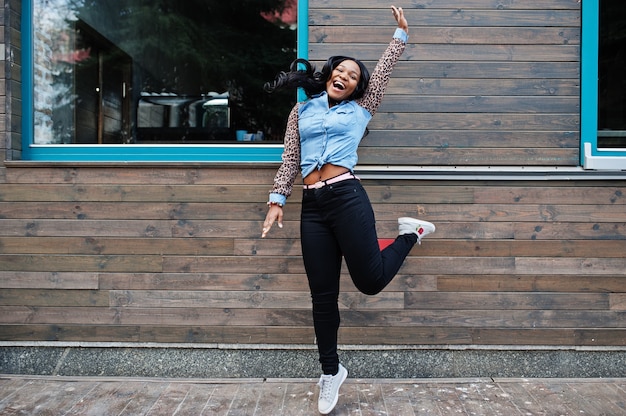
[598,0,626,147]
[33,0,297,144]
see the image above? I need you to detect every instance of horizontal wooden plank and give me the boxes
[2,325,623,346]
[405,292,610,310]
[0,184,475,204]
[0,289,108,307]
[415,222,625,241]
[340,326,477,344]
[402,256,626,276]
[0,272,99,289]
[310,26,580,45]
[3,324,623,346]
[0,255,162,273]
[341,327,581,345]
[0,236,294,257]
[160,256,526,275]
[36,268,620,296]
[309,9,580,28]
[262,222,624,247]
[513,222,626,240]
[470,185,626,205]
[0,184,270,203]
[0,324,315,344]
[357,147,579,166]
[362,130,578,148]
[0,202,283,221]
[0,220,268,238]
[382,61,580,79]
[5,219,620,241]
[98,273,438,294]
[385,78,580,96]
[99,273,313,291]
[310,0,581,10]
[378,96,580,114]
[109,290,403,310]
[374,203,626,223]
[162,256,307,275]
[471,328,626,346]
[4,166,280,185]
[437,275,626,293]
[0,306,312,326]
[245,240,626,259]
[338,310,626,329]
[2,183,624,209]
[309,43,579,62]
[515,258,626,276]
[369,112,579,131]
[409,256,626,276]
[2,306,623,328]
[0,236,234,255]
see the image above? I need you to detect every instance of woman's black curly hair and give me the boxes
[264,56,370,101]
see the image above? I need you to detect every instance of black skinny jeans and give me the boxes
[300,179,417,375]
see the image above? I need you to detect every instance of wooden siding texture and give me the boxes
[0,1,624,348]
[308,0,581,166]
[0,166,625,346]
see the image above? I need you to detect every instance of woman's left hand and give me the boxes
[261,204,284,238]
[391,5,408,34]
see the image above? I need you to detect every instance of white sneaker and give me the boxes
[317,364,348,414]
[398,217,435,244]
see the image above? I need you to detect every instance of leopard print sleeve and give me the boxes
[358,35,406,117]
[269,103,301,201]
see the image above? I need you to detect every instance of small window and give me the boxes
[581,0,626,169]
[25,0,299,161]
[598,0,626,148]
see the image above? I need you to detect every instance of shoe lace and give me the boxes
[318,374,335,402]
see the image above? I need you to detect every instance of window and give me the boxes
[581,0,626,170]
[598,1,626,147]
[23,0,304,162]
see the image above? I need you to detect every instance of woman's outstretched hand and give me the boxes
[391,5,408,34]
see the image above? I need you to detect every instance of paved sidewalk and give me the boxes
[1,375,625,415]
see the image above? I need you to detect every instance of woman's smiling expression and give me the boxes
[326,59,361,104]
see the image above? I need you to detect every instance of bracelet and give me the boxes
[267,201,284,207]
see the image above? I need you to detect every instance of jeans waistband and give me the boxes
[303,171,359,190]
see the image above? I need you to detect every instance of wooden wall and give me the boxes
[309,0,580,166]
[0,1,624,348]
[0,166,625,346]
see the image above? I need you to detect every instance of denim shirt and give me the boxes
[269,29,407,206]
[298,93,372,180]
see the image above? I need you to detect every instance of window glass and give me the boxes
[33,0,297,145]
[598,0,626,148]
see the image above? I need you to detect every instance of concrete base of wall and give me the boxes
[1,344,624,379]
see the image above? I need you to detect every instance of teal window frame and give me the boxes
[21,0,309,162]
[581,0,626,170]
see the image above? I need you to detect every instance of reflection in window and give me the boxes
[598,0,626,148]
[33,0,297,145]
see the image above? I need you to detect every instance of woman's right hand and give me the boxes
[391,5,408,34]
[261,204,284,238]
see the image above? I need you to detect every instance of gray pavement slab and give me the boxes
[1,375,625,415]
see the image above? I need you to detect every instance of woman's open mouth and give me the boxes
[333,80,346,90]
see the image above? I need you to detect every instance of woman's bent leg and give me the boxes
[327,181,418,295]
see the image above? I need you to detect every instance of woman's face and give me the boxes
[326,59,361,103]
